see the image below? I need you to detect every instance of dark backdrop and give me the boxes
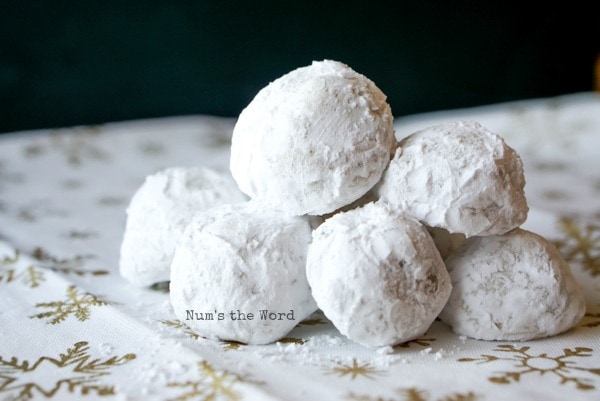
[1,1,597,133]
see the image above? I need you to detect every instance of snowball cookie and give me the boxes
[306,202,452,347]
[230,59,396,216]
[169,201,317,345]
[119,167,247,287]
[439,228,586,341]
[376,121,528,237]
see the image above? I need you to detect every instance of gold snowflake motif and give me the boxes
[0,251,46,288]
[65,230,99,240]
[222,341,246,351]
[0,159,25,187]
[394,337,436,349]
[139,141,166,156]
[1,248,107,289]
[30,285,110,324]
[49,126,108,166]
[0,340,135,400]
[97,196,126,207]
[160,319,201,340]
[542,190,569,201]
[554,217,600,276]
[348,387,477,401]
[0,251,19,268]
[23,143,45,158]
[220,336,304,351]
[159,319,305,351]
[458,344,600,390]
[580,312,600,328]
[276,337,305,345]
[328,359,385,380]
[32,247,108,277]
[297,316,328,327]
[23,126,106,164]
[167,360,244,401]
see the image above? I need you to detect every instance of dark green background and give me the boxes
[1,1,597,133]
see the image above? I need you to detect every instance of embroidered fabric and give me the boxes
[1,93,599,400]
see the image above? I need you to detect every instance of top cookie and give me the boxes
[230,59,396,216]
[376,121,528,237]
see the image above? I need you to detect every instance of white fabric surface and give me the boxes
[1,92,599,400]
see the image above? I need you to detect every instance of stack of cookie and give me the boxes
[119,60,585,346]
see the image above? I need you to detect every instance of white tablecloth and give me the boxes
[1,92,599,400]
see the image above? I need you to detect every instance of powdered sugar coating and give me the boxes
[306,202,452,347]
[230,59,396,216]
[169,201,317,345]
[439,228,586,341]
[376,121,528,237]
[119,167,247,287]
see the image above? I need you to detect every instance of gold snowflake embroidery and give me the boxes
[49,127,108,166]
[64,230,99,240]
[221,336,304,351]
[31,285,109,324]
[0,251,46,288]
[139,141,166,156]
[23,143,45,158]
[0,341,135,400]
[394,337,436,349]
[167,360,243,401]
[580,312,600,328]
[1,248,108,289]
[297,317,327,327]
[32,247,108,277]
[222,341,246,351]
[458,344,600,390]
[554,217,600,276]
[1,251,19,267]
[159,319,201,340]
[348,387,477,401]
[0,160,24,187]
[276,337,305,345]
[328,359,385,380]
[97,196,125,207]
[158,319,304,350]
